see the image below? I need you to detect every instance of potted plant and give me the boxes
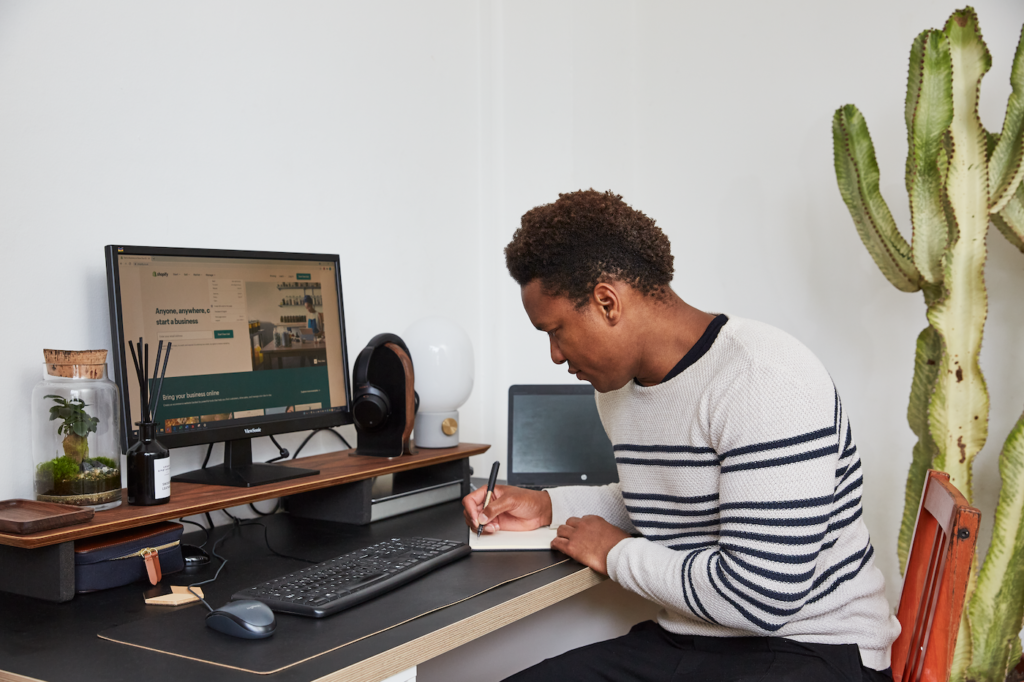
[34,396,120,504]
[46,395,99,463]
[32,349,122,510]
[832,8,1024,681]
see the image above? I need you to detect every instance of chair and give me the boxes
[891,469,980,682]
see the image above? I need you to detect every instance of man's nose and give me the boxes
[549,337,566,365]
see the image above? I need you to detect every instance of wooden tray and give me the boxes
[0,499,94,534]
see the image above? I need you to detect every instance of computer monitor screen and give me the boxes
[105,245,352,487]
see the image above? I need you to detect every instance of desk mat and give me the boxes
[98,550,575,675]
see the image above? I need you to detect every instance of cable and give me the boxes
[186,529,235,612]
[200,428,352,471]
[185,517,317,610]
[289,430,320,459]
[178,518,211,548]
[289,427,352,459]
[267,434,290,462]
[329,428,353,451]
[249,499,281,516]
[201,442,215,469]
[238,519,318,564]
[252,434,293,511]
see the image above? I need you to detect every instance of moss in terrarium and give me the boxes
[37,453,121,500]
[37,456,80,483]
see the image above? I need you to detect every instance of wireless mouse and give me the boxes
[205,600,277,639]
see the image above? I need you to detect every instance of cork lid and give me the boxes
[43,349,108,378]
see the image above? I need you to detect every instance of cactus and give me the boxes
[832,8,1024,682]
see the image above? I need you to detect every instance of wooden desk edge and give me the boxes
[314,566,606,682]
[0,443,490,549]
[0,670,44,682]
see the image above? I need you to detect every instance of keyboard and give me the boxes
[231,537,470,618]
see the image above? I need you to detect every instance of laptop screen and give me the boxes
[506,385,618,489]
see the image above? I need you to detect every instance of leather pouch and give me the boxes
[74,521,184,593]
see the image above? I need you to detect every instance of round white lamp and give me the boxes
[402,317,474,448]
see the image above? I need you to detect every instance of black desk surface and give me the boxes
[0,502,592,682]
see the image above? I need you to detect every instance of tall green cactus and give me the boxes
[832,8,1024,682]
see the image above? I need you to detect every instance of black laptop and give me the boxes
[506,385,618,490]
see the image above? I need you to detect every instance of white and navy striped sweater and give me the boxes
[547,316,900,671]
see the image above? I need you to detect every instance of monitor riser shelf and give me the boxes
[0,442,488,602]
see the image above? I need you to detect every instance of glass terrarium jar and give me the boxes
[31,350,122,510]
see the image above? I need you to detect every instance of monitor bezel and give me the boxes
[105,244,353,454]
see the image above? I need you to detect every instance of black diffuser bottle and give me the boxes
[126,339,173,506]
[127,421,170,505]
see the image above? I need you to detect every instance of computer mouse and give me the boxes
[205,600,277,639]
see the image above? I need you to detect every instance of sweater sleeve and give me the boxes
[547,482,638,534]
[606,345,855,634]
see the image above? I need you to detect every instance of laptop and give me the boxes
[506,384,618,489]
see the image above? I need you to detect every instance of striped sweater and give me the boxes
[547,316,900,670]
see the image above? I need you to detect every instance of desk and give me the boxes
[0,501,605,682]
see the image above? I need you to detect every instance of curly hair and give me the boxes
[505,189,674,308]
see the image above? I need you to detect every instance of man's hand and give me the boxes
[552,515,630,576]
[462,485,553,534]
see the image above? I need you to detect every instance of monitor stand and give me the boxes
[171,438,319,488]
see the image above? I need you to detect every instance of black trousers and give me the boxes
[503,621,894,682]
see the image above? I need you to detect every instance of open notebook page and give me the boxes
[469,526,558,551]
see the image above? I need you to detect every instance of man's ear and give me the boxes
[592,282,621,325]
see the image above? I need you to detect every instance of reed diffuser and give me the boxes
[126,339,172,506]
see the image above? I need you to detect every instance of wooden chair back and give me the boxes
[891,469,980,682]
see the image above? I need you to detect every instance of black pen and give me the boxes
[478,461,500,537]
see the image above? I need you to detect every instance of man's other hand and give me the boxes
[462,485,553,534]
[552,515,630,576]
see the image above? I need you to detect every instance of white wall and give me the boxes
[0,0,485,495]
[2,1,1024,675]
[473,0,1024,612]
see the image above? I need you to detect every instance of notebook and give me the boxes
[469,527,558,551]
[506,384,618,490]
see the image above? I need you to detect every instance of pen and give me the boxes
[478,461,500,537]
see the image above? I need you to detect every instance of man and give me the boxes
[462,190,898,681]
[303,294,324,339]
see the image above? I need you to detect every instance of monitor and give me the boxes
[105,245,353,487]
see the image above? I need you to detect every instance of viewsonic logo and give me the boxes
[244,427,262,434]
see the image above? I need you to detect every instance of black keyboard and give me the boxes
[232,537,470,618]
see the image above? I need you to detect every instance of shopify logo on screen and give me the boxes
[152,271,168,277]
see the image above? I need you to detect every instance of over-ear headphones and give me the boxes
[351,333,411,431]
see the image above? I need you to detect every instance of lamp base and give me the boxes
[414,410,459,448]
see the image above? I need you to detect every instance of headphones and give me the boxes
[351,333,416,431]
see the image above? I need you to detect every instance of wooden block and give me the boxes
[145,586,203,606]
